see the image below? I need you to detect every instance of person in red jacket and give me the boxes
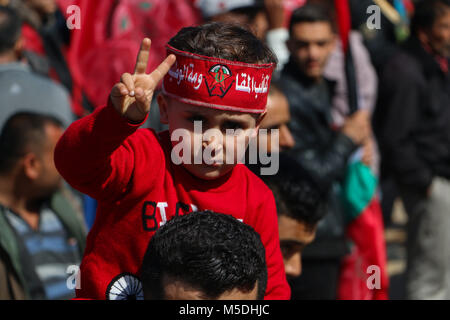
[55,22,290,300]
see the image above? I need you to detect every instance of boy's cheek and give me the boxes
[223,132,253,164]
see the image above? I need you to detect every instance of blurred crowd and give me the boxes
[0,0,449,300]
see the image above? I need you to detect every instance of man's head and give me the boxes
[287,3,336,81]
[197,0,268,40]
[0,112,64,200]
[24,0,57,17]
[0,6,22,60]
[141,210,267,300]
[412,0,450,57]
[158,22,277,181]
[258,83,295,154]
[263,155,327,278]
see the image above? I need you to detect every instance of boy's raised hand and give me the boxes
[110,38,176,123]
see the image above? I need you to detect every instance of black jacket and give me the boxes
[278,59,358,258]
[374,36,450,192]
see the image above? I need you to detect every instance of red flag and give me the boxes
[334,0,352,53]
[59,0,202,108]
[338,198,389,300]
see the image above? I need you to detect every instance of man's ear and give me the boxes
[22,153,41,181]
[157,94,169,124]
[417,28,430,47]
[286,38,295,55]
[330,33,338,51]
[14,36,24,60]
[256,112,267,130]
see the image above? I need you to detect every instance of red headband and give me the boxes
[162,45,275,114]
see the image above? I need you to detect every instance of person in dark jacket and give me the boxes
[262,154,328,279]
[277,4,372,299]
[0,112,86,300]
[374,0,450,300]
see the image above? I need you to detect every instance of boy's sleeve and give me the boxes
[54,100,162,202]
[246,188,291,300]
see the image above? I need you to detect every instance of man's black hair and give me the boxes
[411,0,450,35]
[228,0,265,23]
[168,22,277,65]
[0,6,22,54]
[263,154,328,228]
[0,112,64,174]
[140,210,267,300]
[288,3,336,35]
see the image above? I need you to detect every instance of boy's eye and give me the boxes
[187,115,206,123]
[222,121,244,131]
[266,124,280,131]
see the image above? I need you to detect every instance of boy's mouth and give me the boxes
[204,161,222,168]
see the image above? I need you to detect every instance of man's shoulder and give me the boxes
[278,68,326,111]
[278,69,302,92]
[382,49,424,83]
[0,63,53,83]
[0,63,70,98]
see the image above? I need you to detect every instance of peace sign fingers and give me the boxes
[148,53,176,89]
[110,38,176,123]
[134,38,152,75]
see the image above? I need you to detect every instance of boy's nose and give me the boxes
[202,136,223,158]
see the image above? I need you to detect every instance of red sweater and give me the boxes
[55,103,290,300]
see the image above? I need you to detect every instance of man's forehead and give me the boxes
[291,21,334,38]
[278,215,317,243]
[261,99,289,127]
[162,277,258,300]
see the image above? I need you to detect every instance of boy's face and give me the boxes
[278,215,317,279]
[158,95,263,180]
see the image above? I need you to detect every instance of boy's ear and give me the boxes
[157,94,169,124]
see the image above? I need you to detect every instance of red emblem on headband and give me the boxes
[162,45,274,113]
[206,64,234,98]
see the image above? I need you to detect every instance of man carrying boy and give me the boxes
[55,23,290,300]
[141,210,267,300]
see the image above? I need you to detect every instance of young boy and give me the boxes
[55,23,290,300]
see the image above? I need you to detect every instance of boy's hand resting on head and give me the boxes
[110,38,176,123]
